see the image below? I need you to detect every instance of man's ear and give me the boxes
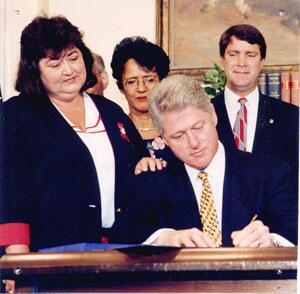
[259,58,265,71]
[220,56,225,68]
[162,135,168,146]
[100,71,109,90]
[211,105,218,126]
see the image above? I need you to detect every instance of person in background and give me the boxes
[86,52,109,96]
[111,75,297,248]
[211,24,298,188]
[0,15,150,262]
[111,36,174,162]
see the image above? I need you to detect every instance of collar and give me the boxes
[51,92,101,131]
[224,86,259,107]
[83,92,100,127]
[185,141,225,181]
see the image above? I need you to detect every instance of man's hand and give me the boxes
[231,220,274,247]
[153,228,216,247]
[135,157,167,175]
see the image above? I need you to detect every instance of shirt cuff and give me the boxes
[0,223,30,246]
[143,228,175,245]
[270,233,295,247]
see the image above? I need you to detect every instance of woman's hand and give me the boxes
[135,157,167,175]
[4,245,30,293]
[3,280,14,294]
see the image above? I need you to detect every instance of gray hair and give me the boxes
[149,74,212,134]
[92,53,105,74]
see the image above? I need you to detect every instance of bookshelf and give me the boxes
[258,65,300,106]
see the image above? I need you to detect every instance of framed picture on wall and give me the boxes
[156,0,300,78]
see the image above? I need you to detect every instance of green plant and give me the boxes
[203,63,226,98]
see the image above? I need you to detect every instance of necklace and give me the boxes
[137,127,156,132]
[128,114,156,132]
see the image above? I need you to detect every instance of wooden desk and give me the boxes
[0,247,297,293]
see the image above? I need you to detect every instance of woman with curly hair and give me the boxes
[0,16,149,256]
[111,36,174,162]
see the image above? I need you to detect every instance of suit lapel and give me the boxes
[90,95,140,210]
[252,94,273,154]
[221,149,252,246]
[169,159,202,229]
[28,93,102,208]
[32,94,91,151]
[212,93,236,150]
[89,96,123,207]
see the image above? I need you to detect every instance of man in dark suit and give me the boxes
[111,75,297,247]
[211,24,298,187]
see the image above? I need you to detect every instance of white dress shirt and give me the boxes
[224,86,259,152]
[52,92,115,228]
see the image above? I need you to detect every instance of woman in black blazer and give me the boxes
[0,16,149,256]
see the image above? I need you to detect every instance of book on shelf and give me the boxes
[281,71,291,103]
[267,72,281,100]
[257,70,299,107]
[258,72,267,96]
[291,71,299,107]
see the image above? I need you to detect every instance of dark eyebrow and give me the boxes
[45,57,60,64]
[245,51,258,55]
[45,54,60,61]
[227,49,258,55]
[125,74,156,79]
[66,49,79,57]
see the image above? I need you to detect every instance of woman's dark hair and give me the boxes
[111,36,170,90]
[15,15,96,96]
[219,24,267,59]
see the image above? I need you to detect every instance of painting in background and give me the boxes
[160,0,300,70]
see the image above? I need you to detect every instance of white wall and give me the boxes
[48,0,156,111]
[0,0,43,100]
[1,0,157,111]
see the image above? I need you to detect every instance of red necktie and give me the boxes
[233,98,247,151]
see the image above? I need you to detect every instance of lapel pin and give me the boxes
[269,118,274,124]
[116,208,122,213]
[117,122,129,142]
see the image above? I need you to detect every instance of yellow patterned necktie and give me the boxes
[198,171,222,247]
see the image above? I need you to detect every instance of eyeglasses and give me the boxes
[122,75,158,89]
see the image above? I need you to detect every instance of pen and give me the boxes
[250,214,258,223]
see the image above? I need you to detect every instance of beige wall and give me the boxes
[0,0,42,100]
[1,0,156,111]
